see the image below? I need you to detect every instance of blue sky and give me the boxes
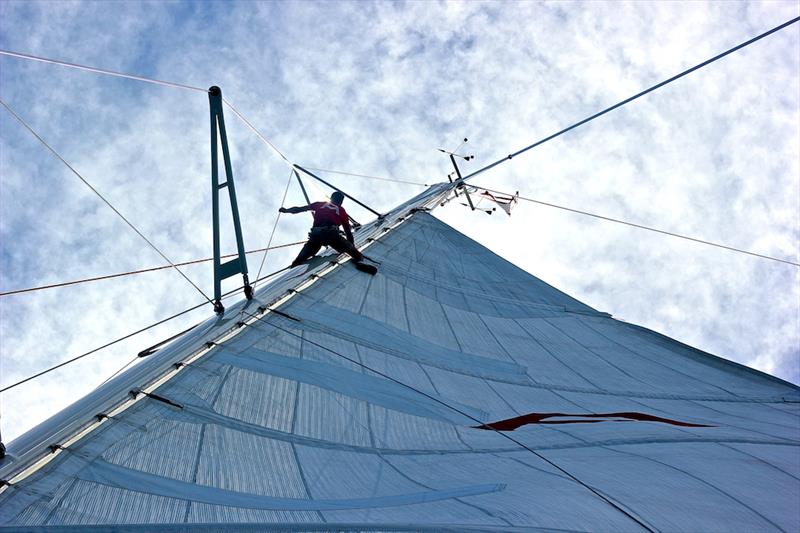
[1,0,798,442]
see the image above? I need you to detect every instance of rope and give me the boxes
[220,97,295,170]
[0,49,207,93]
[296,168,331,200]
[1,98,214,304]
[253,170,295,290]
[0,241,305,297]
[0,49,296,178]
[243,310,656,532]
[460,15,800,184]
[0,302,207,394]
[137,322,203,358]
[294,164,384,217]
[1,47,385,225]
[303,167,429,187]
[293,169,311,203]
[278,164,798,267]
[95,355,140,389]
[0,264,291,394]
[474,185,800,267]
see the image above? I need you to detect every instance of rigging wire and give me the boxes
[0,98,215,304]
[0,49,297,174]
[95,354,141,390]
[473,185,800,267]
[297,168,334,200]
[252,170,295,291]
[303,167,429,187]
[294,164,383,218]
[97,318,204,389]
[220,97,295,169]
[0,301,207,394]
[459,15,800,184]
[242,310,655,532]
[0,49,208,93]
[279,164,799,267]
[0,265,291,395]
[0,241,305,297]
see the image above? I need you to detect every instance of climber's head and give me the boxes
[330,191,345,205]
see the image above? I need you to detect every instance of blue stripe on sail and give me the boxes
[214,348,489,424]
[289,303,529,383]
[78,459,506,511]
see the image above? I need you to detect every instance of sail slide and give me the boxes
[1,183,798,531]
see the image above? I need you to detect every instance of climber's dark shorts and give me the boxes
[291,226,363,266]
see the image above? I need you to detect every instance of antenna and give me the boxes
[208,86,252,315]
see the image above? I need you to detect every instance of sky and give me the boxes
[0,0,798,444]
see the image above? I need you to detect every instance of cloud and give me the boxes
[1,0,798,443]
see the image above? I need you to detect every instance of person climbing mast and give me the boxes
[280,191,377,274]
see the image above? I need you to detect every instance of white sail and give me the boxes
[1,183,797,531]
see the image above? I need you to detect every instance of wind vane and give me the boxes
[439,138,478,211]
[439,139,516,215]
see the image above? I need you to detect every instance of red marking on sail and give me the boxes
[474,411,713,431]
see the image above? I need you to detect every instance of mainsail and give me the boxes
[1,183,798,531]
